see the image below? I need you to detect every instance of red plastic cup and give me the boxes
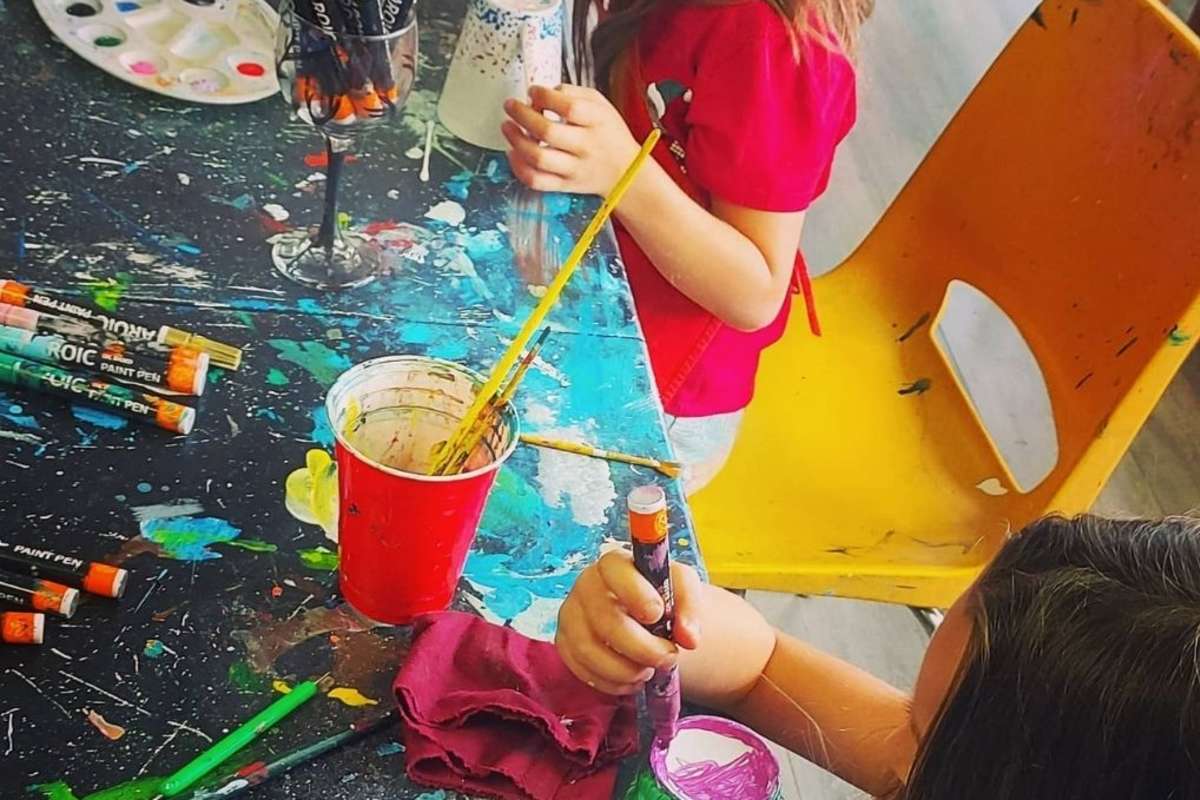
[326,356,519,624]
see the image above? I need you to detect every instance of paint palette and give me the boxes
[33,0,279,105]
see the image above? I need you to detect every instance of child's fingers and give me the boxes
[577,582,676,670]
[559,645,644,696]
[671,563,704,650]
[501,122,575,177]
[560,601,655,685]
[597,550,665,625]
[506,150,568,193]
[504,98,585,153]
[528,85,602,127]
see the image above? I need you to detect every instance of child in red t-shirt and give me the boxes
[503,0,866,493]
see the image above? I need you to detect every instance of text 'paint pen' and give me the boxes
[0,540,128,598]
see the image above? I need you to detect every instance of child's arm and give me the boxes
[556,551,917,797]
[503,86,801,332]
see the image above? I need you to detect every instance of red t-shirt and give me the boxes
[618,0,856,416]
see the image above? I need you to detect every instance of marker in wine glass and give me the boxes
[627,484,681,746]
[0,279,242,370]
[0,352,195,434]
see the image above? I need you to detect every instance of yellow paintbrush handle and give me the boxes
[518,434,683,480]
[431,130,662,475]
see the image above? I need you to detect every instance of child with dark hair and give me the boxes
[557,515,1200,798]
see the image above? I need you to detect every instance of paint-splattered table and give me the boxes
[0,0,701,796]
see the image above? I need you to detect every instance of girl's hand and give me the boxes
[502,85,642,196]
[556,549,703,695]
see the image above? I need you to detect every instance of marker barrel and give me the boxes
[0,541,128,598]
[627,485,680,745]
[0,326,208,396]
[0,568,79,618]
[1,612,45,645]
[0,352,195,434]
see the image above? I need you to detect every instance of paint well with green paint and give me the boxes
[298,546,338,571]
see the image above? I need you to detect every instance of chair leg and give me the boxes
[910,607,944,637]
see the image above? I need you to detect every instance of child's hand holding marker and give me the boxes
[556,550,702,696]
[503,85,642,197]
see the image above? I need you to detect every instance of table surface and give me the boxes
[0,1,701,797]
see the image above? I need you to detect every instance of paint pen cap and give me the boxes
[0,302,40,332]
[0,280,30,307]
[166,349,209,396]
[159,327,242,371]
[82,563,129,599]
[59,587,80,619]
[2,612,44,645]
[156,402,196,436]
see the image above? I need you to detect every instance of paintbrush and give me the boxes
[509,26,553,286]
[441,326,551,475]
[518,434,683,479]
[152,674,327,798]
[429,129,662,475]
[185,710,399,800]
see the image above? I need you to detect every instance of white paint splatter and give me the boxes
[177,173,191,186]
[130,499,204,524]
[463,582,560,642]
[387,189,401,199]
[263,203,290,222]
[405,146,424,159]
[534,426,617,527]
[424,200,466,227]
[523,401,557,427]
[0,430,43,446]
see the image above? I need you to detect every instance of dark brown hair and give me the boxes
[904,515,1200,799]
[571,0,874,96]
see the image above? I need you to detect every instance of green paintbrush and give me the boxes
[153,676,323,798]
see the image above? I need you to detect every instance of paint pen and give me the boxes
[0,352,195,435]
[1,612,45,645]
[0,325,208,396]
[0,540,128,599]
[0,280,242,370]
[627,484,681,747]
[0,568,79,618]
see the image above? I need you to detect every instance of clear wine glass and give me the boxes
[273,0,418,290]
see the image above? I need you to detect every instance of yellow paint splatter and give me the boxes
[273,680,293,695]
[85,709,126,740]
[328,687,379,707]
[284,449,338,540]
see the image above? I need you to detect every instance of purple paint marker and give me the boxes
[627,484,681,747]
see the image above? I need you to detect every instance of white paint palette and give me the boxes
[34,0,280,105]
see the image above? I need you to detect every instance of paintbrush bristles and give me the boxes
[429,130,661,476]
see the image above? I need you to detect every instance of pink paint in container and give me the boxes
[325,356,519,624]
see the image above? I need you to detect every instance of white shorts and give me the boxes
[664,410,744,496]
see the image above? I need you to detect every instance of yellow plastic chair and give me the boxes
[690,0,1200,608]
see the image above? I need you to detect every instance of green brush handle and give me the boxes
[160,680,319,797]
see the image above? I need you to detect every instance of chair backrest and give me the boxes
[854,0,1200,509]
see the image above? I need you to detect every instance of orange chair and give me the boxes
[690,0,1200,607]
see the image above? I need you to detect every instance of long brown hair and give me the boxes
[904,515,1200,799]
[572,0,874,96]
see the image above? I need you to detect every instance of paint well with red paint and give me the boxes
[237,62,266,77]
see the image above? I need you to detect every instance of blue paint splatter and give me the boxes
[398,322,435,345]
[71,405,129,430]
[376,741,405,757]
[255,407,285,424]
[310,406,335,447]
[115,494,126,502]
[143,639,166,659]
[415,792,447,800]
[136,482,153,493]
[0,396,38,430]
[140,515,241,561]
[229,298,279,312]
[444,171,472,200]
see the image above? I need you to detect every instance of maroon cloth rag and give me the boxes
[394,612,640,800]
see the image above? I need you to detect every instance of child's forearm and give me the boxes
[677,588,916,798]
[725,634,917,798]
[614,160,803,332]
